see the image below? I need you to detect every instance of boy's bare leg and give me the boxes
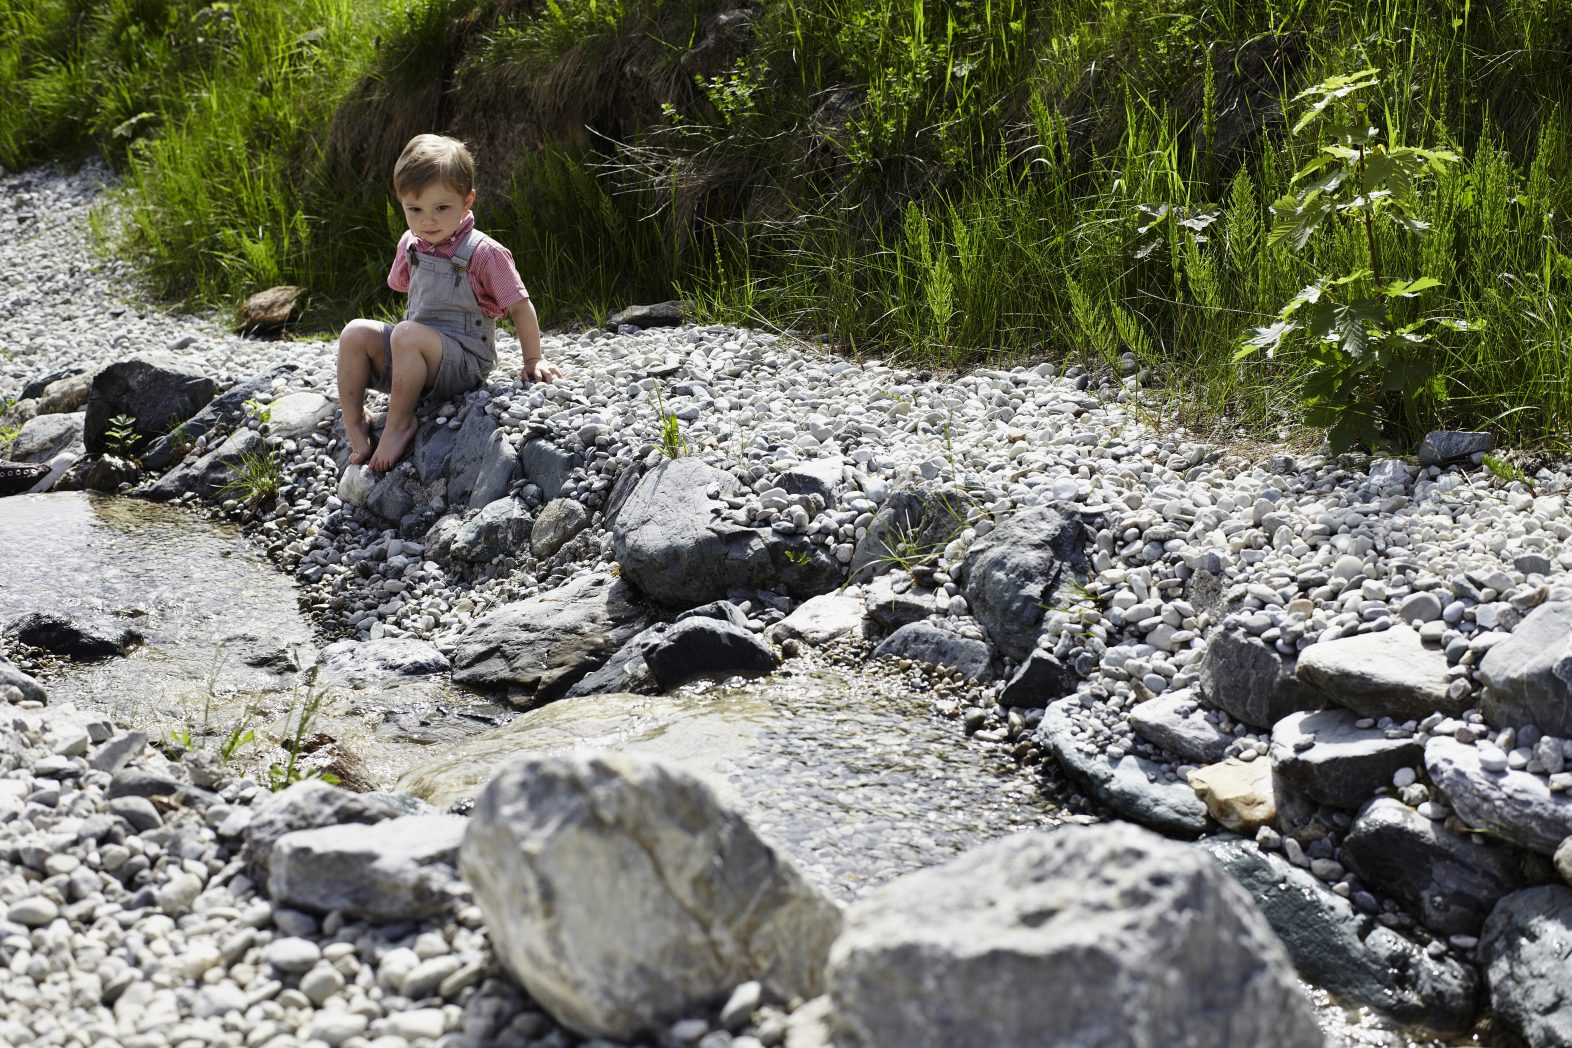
[370,321,443,472]
[336,320,385,465]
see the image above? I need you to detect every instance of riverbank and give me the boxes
[6,161,1572,1046]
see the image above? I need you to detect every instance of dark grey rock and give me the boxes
[4,611,140,661]
[1418,430,1495,466]
[643,617,776,690]
[562,624,666,698]
[9,412,83,464]
[84,454,138,492]
[848,486,969,582]
[1296,625,1456,720]
[521,439,582,502]
[872,623,993,682]
[765,536,844,600]
[1427,737,1572,855]
[109,796,163,832]
[996,651,1076,710]
[363,463,421,528]
[140,427,265,502]
[411,417,458,485]
[20,367,85,401]
[602,465,642,529]
[959,504,1089,664]
[604,301,685,329]
[531,498,590,558]
[1129,688,1233,764]
[450,497,532,563]
[268,814,467,921]
[451,573,653,700]
[108,768,183,799]
[89,732,148,775]
[1198,835,1480,1035]
[446,407,497,509]
[84,354,219,455]
[243,779,405,881]
[1342,797,1532,936]
[0,657,47,704]
[467,429,520,510]
[612,458,771,609]
[777,457,847,505]
[1476,601,1572,736]
[140,365,296,473]
[674,601,751,630]
[1479,885,1572,1047]
[1269,708,1422,812]
[318,639,450,687]
[830,825,1323,1048]
[1198,628,1324,729]
[1038,700,1210,838]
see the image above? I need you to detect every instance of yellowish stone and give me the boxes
[1188,757,1276,833]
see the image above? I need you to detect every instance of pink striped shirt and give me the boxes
[387,213,530,318]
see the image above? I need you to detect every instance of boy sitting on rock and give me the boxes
[337,133,561,472]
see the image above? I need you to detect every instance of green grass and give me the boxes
[4,0,1571,448]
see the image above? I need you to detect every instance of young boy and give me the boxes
[337,133,561,472]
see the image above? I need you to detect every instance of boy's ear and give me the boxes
[463,190,476,211]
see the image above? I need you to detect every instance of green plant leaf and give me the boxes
[1381,276,1442,297]
[1237,320,1296,360]
[1290,68,1381,133]
[1267,190,1334,252]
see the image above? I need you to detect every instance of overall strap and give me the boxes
[449,228,485,272]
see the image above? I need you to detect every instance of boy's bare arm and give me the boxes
[508,298,559,383]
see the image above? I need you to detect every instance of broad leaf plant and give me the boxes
[1238,69,1474,453]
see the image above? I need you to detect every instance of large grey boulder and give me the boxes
[1039,700,1210,837]
[9,411,83,464]
[140,364,297,473]
[612,457,771,608]
[1418,430,1494,465]
[1426,737,1572,855]
[84,354,218,454]
[861,572,933,630]
[1198,628,1324,729]
[1341,797,1531,936]
[1269,708,1423,812]
[848,486,968,582]
[450,497,531,563]
[958,503,1088,663]
[521,438,581,501]
[1479,886,1572,1047]
[1295,625,1456,720]
[268,814,467,921]
[1199,836,1480,1034]
[872,623,993,681]
[459,752,841,1041]
[140,427,265,502]
[829,825,1323,1048]
[1476,601,1572,735]
[411,417,459,485]
[242,779,405,881]
[777,457,848,505]
[318,638,449,687]
[451,573,652,699]
[445,407,497,509]
[642,616,776,690]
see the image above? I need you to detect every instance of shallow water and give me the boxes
[0,493,507,784]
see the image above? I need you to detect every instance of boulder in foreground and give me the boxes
[828,824,1323,1048]
[460,752,841,1041]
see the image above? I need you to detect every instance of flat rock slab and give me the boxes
[1270,707,1422,812]
[1480,885,1572,1048]
[1476,601,1572,736]
[1342,797,1530,936]
[1039,700,1209,838]
[318,638,449,688]
[1129,688,1233,764]
[1295,625,1455,720]
[872,623,993,682]
[451,572,652,700]
[1426,737,1572,855]
[1197,836,1480,1035]
[460,752,841,1041]
[767,593,867,647]
[1198,627,1324,729]
[829,825,1323,1048]
[243,779,405,880]
[268,814,467,921]
[265,391,335,441]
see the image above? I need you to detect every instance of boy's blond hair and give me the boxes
[393,134,476,198]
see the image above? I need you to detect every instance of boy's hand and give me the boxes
[520,357,562,384]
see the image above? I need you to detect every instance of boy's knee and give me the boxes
[389,320,431,349]
[339,319,382,351]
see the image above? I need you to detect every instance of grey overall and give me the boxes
[373,227,498,401]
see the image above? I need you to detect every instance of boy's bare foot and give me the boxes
[369,417,418,472]
[344,414,373,465]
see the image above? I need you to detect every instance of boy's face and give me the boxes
[399,182,476,246]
